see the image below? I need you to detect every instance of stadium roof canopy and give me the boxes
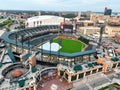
[1,25,59,49]
[1,31,32,49]
[40,49,97,58]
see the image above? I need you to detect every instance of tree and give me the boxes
[62,14,77,18]
[6,27,10,32]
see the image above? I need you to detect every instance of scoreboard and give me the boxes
[63,24,73,33]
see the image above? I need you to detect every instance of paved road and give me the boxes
[10,24,20,30]
[71,84,89,90]
[88,77,110,88]
[0,18,8,23]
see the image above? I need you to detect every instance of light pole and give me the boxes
[41,38,44,61]
[99,25,105,47]
[50,39,52,61]
[58,38,62,63]
[15,32,18,52]
[96,22,106,48]
[21,35,24,53]
[28,36,31,53]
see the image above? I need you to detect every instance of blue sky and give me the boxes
[0,0,119,12]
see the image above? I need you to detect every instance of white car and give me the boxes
[108,49,112,53]
[109,53,113,57]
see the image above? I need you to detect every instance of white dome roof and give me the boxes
[26,15,69,22]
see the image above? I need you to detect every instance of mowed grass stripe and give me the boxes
[53,38,85,53]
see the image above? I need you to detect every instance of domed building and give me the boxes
[25,15,70,28]
[115,33,120,43]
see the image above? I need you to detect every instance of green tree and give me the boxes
[6,27,10,32]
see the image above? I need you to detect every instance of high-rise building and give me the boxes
[86,11,91,17]
[59,12,62,17]
[104,7,112,16]
[78,12,81,18]
[38,11,41,16]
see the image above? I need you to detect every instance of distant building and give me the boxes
[104,7,112,16]
[25,15,70,28]
[90,14,110,23]
[0,12,7,16]
[78,12,81,18]
[78,26,100,35]
[76,20,94,27]
[91,13,120,24]
[59,12,62,17]
[38,11,41,16]
[108,16,120,24]
[86,11,91,17]
[105,24,120,37]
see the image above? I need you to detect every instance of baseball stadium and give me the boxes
[1,15,120,90]
[1,24,97,66]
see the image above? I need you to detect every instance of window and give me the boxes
[78,73,84,79]
[71,75,77,81]
[118,63,120,67]
[85,71,91,76]
[60,71,64,76]
[112,64,116,68]
[98,68,102,72]
[92,69,97,74]
[65,73,68,80]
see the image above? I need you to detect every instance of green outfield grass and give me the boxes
[53,38,85,53]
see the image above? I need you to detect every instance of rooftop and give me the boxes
[26,15,69,22]
[79,26,100,29]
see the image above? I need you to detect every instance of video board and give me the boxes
[63,24,73,33]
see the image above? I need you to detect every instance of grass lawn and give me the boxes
[99,83,120,90]
[53,38,85,53]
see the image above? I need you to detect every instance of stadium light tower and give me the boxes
[97,21,106,47]
[28,36,31,52]
[50,39,52,61]
[99,24,105,46]
[21,34,24,53]
[64,17,65,23]
[15,32,18,52]
[41,38,44,60]
[58,38,62,62]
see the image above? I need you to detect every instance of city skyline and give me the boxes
[0,0,120,12]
